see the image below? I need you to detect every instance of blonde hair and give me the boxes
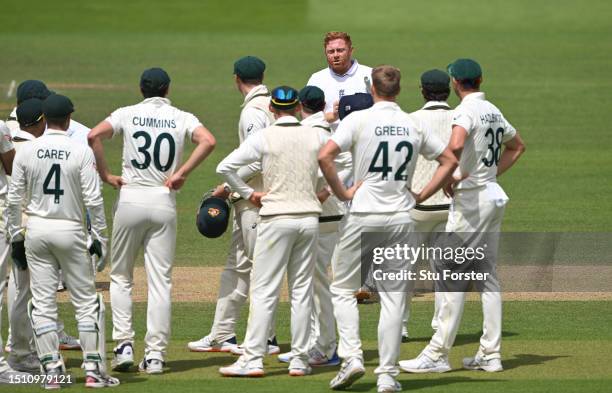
[372,65,401,97]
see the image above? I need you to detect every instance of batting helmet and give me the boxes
[196,192,231,238]
[338,93,374,120]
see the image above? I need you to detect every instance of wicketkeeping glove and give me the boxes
[11,240,28,270]
[88,231,108,272]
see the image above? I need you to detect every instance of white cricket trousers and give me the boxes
[423,185,505,361]
[330,211,414,377]
[309,227,338,358]
[25,218,100,365]
[110,188,176,361]
[243,216,318,369]
[403,209,449,334]
[209,205,259,342]
[0,197,10,372]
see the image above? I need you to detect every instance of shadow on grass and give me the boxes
[403,331,519,345]
[350,376,503,392]
[167,356,232,372]
[503,353,568,370]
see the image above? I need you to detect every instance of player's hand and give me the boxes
[11,241,28,270]
[211,184,231,200]
[325,101,340,123]
[165,172,187,191]
[105,174,125,189]
[317,187,331,203]
[248,191,266,208]
[411,190,424,204]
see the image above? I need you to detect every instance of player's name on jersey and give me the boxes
[374,125,410,136]
[479,113,503,124]
[36,149,71,160]
[132,117,177,129]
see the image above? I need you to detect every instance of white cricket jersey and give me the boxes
[9,105,90,144]
[105,97,202,188]
[7,130,102,229]
[0,121,15,196]
[452,92,517,190]
[307,60,373,130]
[217,116,324,217]
[332,101,446,213]
[410,101,454,206]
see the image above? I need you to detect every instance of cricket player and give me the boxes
[307,31,373,130]
[401,69,454,341]
[218,86,328,377]
[399,58,526,374]
[7,94,119,388]
[319,65,458,392]
[188,56,279,355]
[88,67,216,374]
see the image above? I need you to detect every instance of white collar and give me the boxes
[45,129,68,136]
[329,59,360,77]
[372,100,400,110]
[274,115,301,125]
[461,92,485,102]
[301,111,328,127]
[422,101,451,110]
[15,129,35,141]
[141,97,171,105]
[243,84,270,107]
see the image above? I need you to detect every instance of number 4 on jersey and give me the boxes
[43,163,64,204]
[368,141,413,180]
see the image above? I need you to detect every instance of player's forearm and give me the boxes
[236,161,261,181]
[0,150,15,176]
[175,140,215,179]
[87,204,108,237]
[418,150,458,203]
[319,155,346,200]
[89,137,113,182]
[497,143,526,177]
[217,154,256,200]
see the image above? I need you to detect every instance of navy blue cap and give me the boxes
[338,93,373,120]
[196,196,231,238]
[16,80,53,104]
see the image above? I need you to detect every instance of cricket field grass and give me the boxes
[1,0,611,392]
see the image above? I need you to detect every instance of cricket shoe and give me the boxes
[58,331,81,350]
[187,335,237,353]
[84,363,120,388]
[288,365,312,377]
[138,358,164,375]
[219,356,264,377]
[399,353,451,373]
[377,374,402,393]
[329,358,365,390]
[307,348,341,367]
[462,355,503,372]
[111,341,134,372]
[8,352,41,373]
[42,364,66,390]
[0,362,32,384]
[230,337,280,356]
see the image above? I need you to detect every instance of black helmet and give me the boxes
[196,192,231,238]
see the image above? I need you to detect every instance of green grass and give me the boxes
[0,0,611,266]
[2,301,611,392]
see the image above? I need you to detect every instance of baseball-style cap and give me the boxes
[16,80,53,104]
[42,94,74,118]
[140,67,171,91]
[234,56,266,80]
[196,195,231,238]
[420,69,450,92]
[447,58,482,80]
[298,86,325,111]
[16,98,44,127]
[270,86,299,110]
[338,93,374,120]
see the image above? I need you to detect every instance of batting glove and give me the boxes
[11,240,28,270]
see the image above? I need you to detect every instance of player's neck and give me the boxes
[458,89,480,100]
[241,83,260,97]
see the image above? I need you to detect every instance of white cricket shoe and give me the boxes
[277,351,291,363]
[84,363,120,388]
[219,356,264,377]
[462,355,503,372]
[8,353,41,373]
[399,353,451,373]
[187,335,237,353]
[138,358,164,375]
[58,331,81,350]
[42,365,64,390]
[329,358,365,390]
[111,341,134,372]
[230,337,280,356]
[288,365,312,377]
[308,348,341,367]
[377,374,402,393]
